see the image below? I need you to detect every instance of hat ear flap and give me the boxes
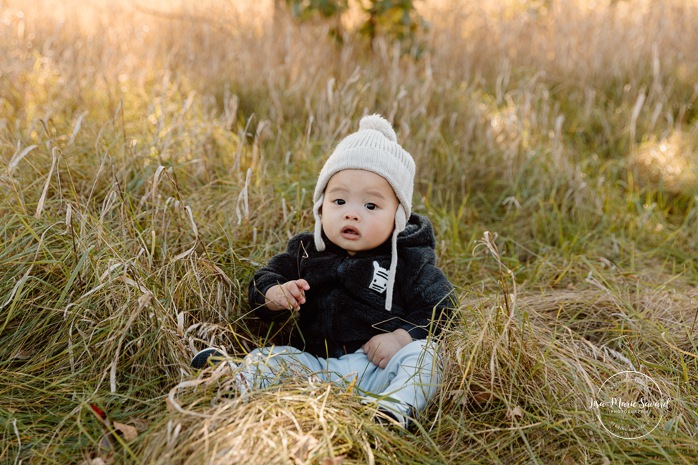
[383,204,408,312]
[313,194,326,251]
[394,204,407,233]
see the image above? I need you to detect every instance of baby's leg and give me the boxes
[237,346,323,393]
[358,339,441,421]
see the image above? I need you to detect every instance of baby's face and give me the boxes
[321,169,398,255]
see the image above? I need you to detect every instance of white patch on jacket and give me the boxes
[369,261,389,294]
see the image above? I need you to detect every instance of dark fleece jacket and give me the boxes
[248,213,455,359]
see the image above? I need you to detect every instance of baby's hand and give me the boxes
[362,329,412,368]
[264,279,310,311]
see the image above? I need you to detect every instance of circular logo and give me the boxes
[589,370,669,440]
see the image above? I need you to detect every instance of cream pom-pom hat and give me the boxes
[312,114,416,311]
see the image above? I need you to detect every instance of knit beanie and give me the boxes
[312,114,415,311]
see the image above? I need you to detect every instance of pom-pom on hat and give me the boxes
[312,114,416,311]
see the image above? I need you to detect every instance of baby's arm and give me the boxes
[249,235,313,316]
[264,279,310,312]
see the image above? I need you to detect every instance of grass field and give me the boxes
[1,0,697,463]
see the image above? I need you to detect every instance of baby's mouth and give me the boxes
[341,226,360,238]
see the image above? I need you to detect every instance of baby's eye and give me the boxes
[333,199,345,206]
[365,203,377,210]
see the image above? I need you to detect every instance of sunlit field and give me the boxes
[1,0,697,463]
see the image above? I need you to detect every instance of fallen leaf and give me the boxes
[129,417,150,432]
[82,452,114,465]
[13,349,34,360]
[471,389,494,405]
[82,458,107,465]
[506,405,524,420]
[113,421,139,441]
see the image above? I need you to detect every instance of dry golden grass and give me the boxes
[1,0,697,463]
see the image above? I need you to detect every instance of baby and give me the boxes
[195,114,455,428]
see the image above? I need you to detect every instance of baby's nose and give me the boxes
[344,209,360,221]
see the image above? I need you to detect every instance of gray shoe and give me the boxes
[191,348,225,369]
[375,407,411,430]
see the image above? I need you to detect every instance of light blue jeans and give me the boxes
[236,339,441,419]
